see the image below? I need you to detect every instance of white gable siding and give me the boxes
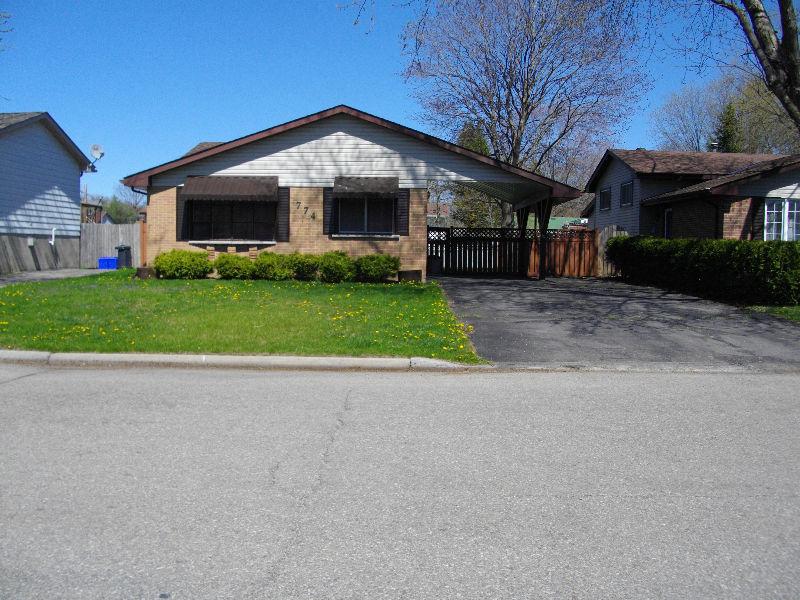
[0,121,82,236]
[592,157,640,234]
[733,169,800,199]
[151,114,528,189]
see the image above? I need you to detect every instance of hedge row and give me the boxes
[606,236,800,305]
[152,250,401,283]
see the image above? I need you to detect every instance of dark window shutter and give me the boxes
[323,188,338,234]
[178,197,191,241]
[395,189,410,235]
[276,187,290,242]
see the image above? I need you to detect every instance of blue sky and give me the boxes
[2,0,706,196]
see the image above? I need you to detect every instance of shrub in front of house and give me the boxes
[214,254,255,279]
[355,254,401,282]
[153,250,213,279]
[253,252,294,280]
[317,251,357,283]
[286,253,320,281]
[606,236,800,305]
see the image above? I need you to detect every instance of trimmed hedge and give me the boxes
[286,253,320,280]
[253,252,294,280]
[214,254,255,279]
[153,250,213,279]
[317,251,356,283]
[606,236,800,305]
[355,254,401,282]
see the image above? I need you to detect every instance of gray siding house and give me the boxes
[0,112,92,274]
[583,149,794,240]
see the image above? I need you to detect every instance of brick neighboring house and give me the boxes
[121,105,578,279]
[584,149,800,241]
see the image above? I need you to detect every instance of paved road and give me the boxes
[0,268,100,287]
[437,277,800,369]
[1,364,798,599]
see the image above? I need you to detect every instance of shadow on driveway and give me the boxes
[436,276,800,370]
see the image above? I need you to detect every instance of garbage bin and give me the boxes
[115,244,132,268]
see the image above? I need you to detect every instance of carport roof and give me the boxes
[121,105,580,207]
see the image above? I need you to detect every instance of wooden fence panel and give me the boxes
[528,230,597,278]
[80,223,142,268]
[596,224,628,277]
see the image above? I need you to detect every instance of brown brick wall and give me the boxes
[720,197,763,240]
[145,186,429,278]
[644,196,766,240]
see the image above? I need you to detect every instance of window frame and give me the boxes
[598,188,612,211]
[764,198,799,241]
[337,196,396,235]
[619,181,633,207]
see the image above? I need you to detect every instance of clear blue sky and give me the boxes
[2,0,705,196]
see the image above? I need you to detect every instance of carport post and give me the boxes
[535,196,554,280]
[515,206,530,277]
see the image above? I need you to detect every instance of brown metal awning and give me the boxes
[333,176,399,199]
[181,176,279,201]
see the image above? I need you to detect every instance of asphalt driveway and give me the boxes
[437,276,800,370]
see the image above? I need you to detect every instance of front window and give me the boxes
[339,197,394,234]
[765,199,799,241]
[598,188,611,211]
[190,200,276,240]
[620,181,633,207]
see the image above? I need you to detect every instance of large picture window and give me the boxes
[338,197,395,234]
[189,201,277,241]
[765,199,799,241]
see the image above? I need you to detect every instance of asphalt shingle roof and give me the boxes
[611,149,781,176]
[0,112,45,131]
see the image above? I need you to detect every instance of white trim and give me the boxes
[763,198,798,241]
[188,240,276,245]
[330,234,400,240]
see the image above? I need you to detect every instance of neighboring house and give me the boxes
[0,112,92,274]
[584,149,800,240]
[81,199,103,223]
[121,105,578,279]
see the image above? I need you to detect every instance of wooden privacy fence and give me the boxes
[428,226,625,278]
[427,227,533,275]
[80,223,143,268]
[528,230,597,278]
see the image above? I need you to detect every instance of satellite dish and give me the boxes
[90,144,104,160]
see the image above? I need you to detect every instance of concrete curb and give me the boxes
[0,350,481,373]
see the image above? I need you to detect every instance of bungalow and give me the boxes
[584,149,799,241]
[121,105,579,279]
[0,112,92,274]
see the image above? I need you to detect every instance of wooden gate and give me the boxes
[528,230,597,278]
[80,223,143,268]
[427,227,532,275]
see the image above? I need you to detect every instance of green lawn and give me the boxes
[748,305,800,323]
[0,270,481,363]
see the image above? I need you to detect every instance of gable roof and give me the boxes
[0,112,92,170]
[642,153,800,205]
[551,193,594,218]
[121,105,579,200]
[585,148,782,192]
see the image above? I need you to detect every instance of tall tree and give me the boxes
[402,0,643,226]
[673,1,800,133]
[450,121,502,227]
[710,101,744,152]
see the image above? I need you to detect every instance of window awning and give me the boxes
[333,176,399,199]
[181,176,279,201]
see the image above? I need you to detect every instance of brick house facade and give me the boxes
[122,106,578,280]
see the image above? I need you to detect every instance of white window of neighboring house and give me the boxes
[598,188,611,211]
[620,181,633,206]
[765,198,799,241]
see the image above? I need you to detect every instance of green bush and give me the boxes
[606,236,800,305]
[286,253,320,280]
[317,251,356,283]
[253,252,294,280]
[214,253,255,279]
[153,250,213,279]
[355,254,401,282]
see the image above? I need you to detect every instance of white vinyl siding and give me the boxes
[0,121,82,236]
[735,170,800,200]
[151,114,529,190]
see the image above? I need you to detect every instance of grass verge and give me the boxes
[0,270,481,363]
[748,304,800,323]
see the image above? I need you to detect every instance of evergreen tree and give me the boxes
[710,102,744,153]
